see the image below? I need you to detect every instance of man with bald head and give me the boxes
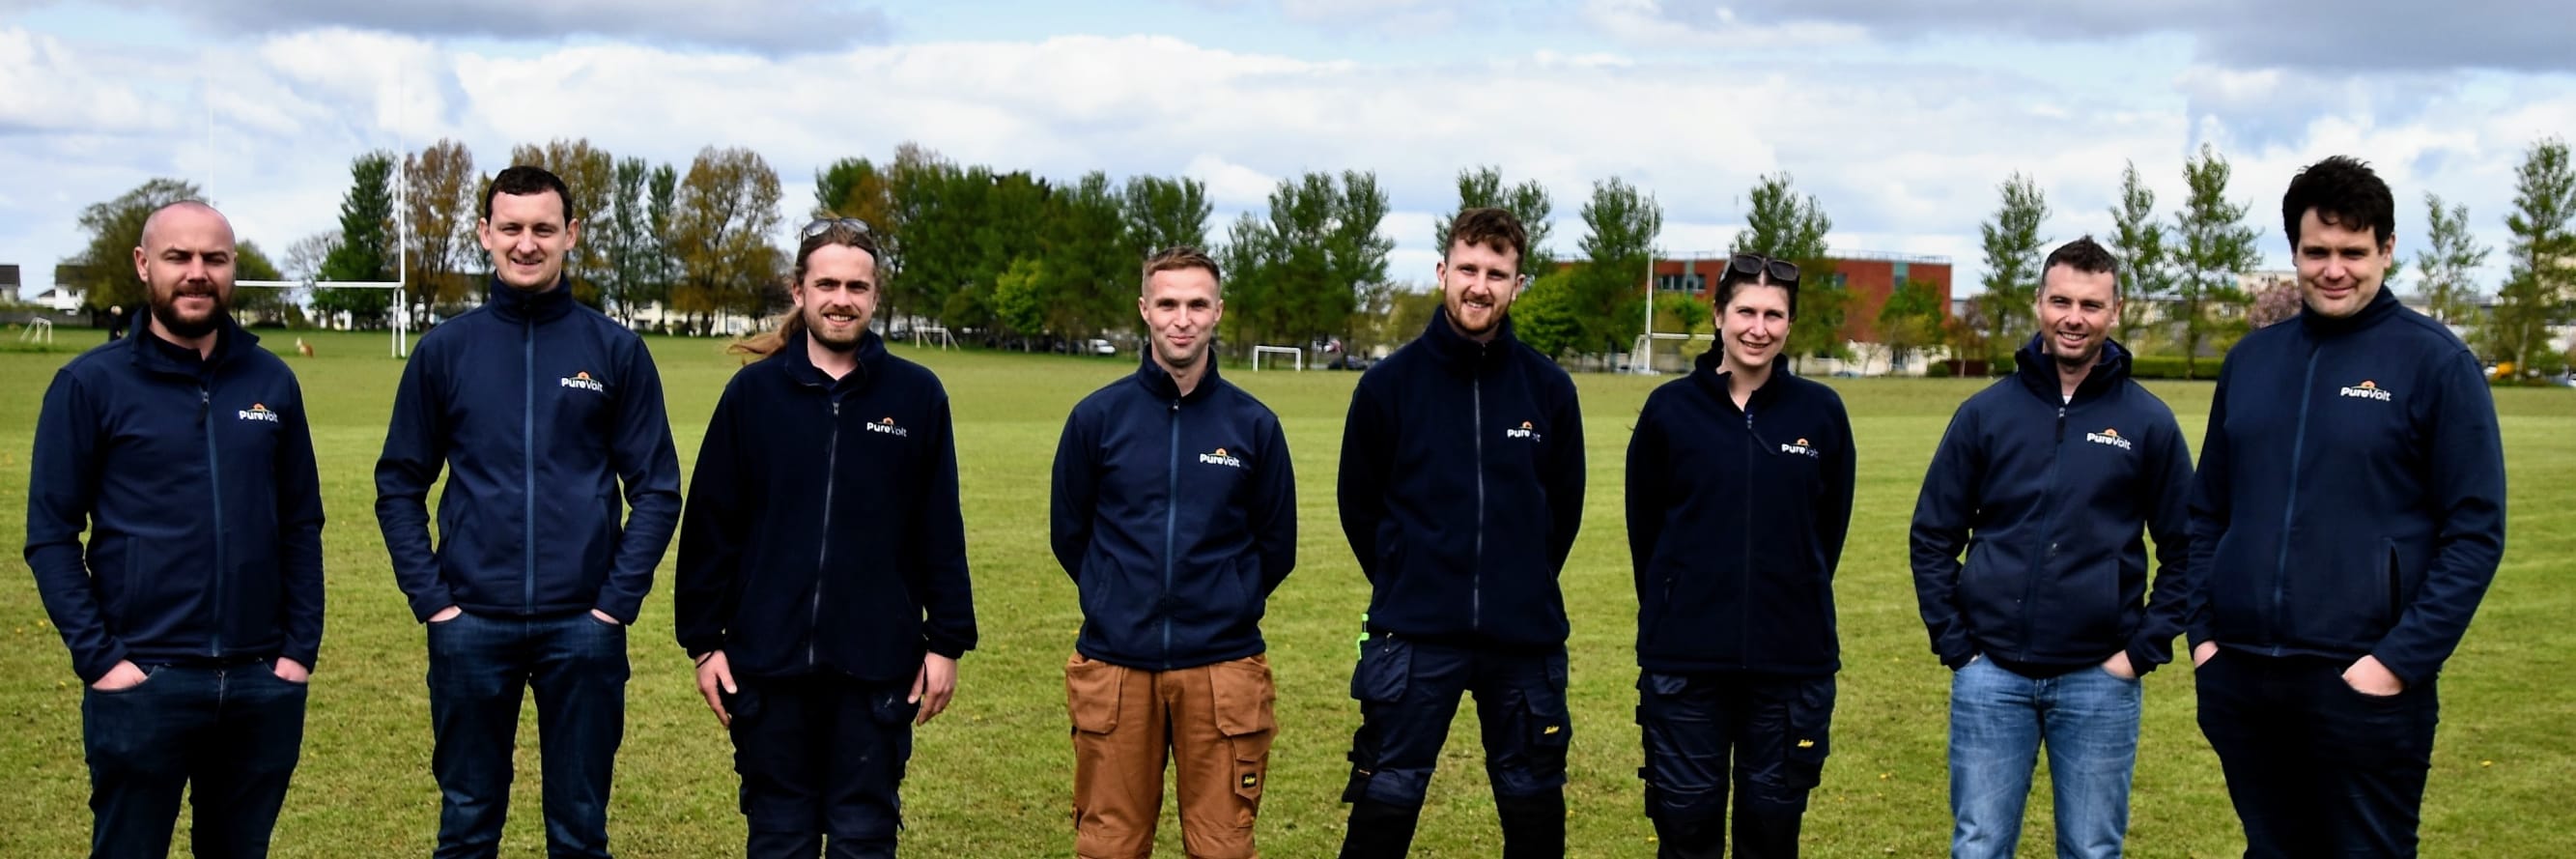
[26,200,326,858]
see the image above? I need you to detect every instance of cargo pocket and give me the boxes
[1212,656,1277,824]
[1064,653,1121,735]
[1523,658,1572,783]
[1779,678,1836,791]
[1349,635,1412,704]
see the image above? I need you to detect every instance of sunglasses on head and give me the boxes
[799,217,875,242]
[1728,253,1800,287]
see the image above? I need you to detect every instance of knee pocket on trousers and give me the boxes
[1212,658,1276,811]
[1768,680,1835,793]
[1065,655,1121,734]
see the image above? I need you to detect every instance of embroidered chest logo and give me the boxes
[2338,379,2393,402]
[2085,427,2134,451]
[237,403,280,422]
[1778,437,1821,458]
[1198,446,1245,469]
[559,370,607,394]
[864,416,910,438]
[1505,420,1543,443]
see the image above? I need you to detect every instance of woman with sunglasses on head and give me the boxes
[1624,255,1855,859]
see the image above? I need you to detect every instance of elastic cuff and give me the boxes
[926,640,968,660]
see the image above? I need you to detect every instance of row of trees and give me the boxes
[62,135,2576,375]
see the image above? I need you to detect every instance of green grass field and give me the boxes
[3,329,2570,857]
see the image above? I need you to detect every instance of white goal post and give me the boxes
[911,325,957,351]
[1251,345,1303,371]
[1628,331,1716,374]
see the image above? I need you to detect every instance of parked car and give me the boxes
[1086,338,1118,356]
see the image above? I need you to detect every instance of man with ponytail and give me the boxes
[674,219,977,858]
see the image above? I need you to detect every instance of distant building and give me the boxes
[1628,250,1955,343]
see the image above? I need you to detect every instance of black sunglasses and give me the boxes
[1727,253,1800,287]
[799,217,875,242]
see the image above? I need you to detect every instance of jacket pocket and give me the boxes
[1064,654,1122,734]
[2380,538,2402,628]
[1350,635,1412,704]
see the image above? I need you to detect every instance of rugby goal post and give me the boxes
[1251,345,1303,371]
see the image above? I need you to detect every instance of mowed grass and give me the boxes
[2,329,2571,858]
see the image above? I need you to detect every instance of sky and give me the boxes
[6,0,2573,301]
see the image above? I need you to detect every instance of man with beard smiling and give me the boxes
[675,218,976,859]
[1335,208,1585,859]
[376,166,682,858]
[1049,246,1296,859]
[27,200,326,858]
[1911,237,2193,859]
[1626,255,1854,858]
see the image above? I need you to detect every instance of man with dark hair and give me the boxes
[1628,253,1854,858]
[1335,207,1586,859]
[1911,236,2194,859]
[2189,157,2505,857]
[1051,245,1295,858]
[676,219,976,858]
[377,164,683,858]
[28,201,326,858]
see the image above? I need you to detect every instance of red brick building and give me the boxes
[1641,251,1953,343]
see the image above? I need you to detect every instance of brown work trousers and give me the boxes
[1066,652,1277,859]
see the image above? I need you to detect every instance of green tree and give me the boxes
[1434,165,1555,273]
[1512,270,1584,359]
[2107,160,2172,349]
[1570,176,1661,356]
[1121,175,1212,256]
[1222,171,1391,349]
[1732,172,1843,366]
[229,240,292,326]
[1877,277,1945,373]
[1037,171,1135,338]
[1975,172,2050,364]
[605,157,660,317]
[62,178,205,313]
[315,151,398,329]
[643,163,680,327]
[2414,192,2490,329]
[1216,212,1278,350]
[2172,143,2261,379]
[2493,136,2576,376]
[668,146,784,333]
[988,257,1049,343]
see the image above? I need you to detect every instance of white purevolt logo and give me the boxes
[237,403,280,422]
[1505,420,1543,442]
[864,416,910,438]
[2339,379,2393,402]
[559,370,607,394]
[1197,447,1244,469]
[2085,427,2134,451]
[1779,437,1821,458]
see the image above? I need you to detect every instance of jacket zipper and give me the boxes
[1163,398,1181,670]
[2023,404,2067,660]
[2270,346,2321,654]
[523,314,537,613]
[1740,401,1754,662]
[812,397,841,668]
[1471,349,1486,633]
[202,383,227,656]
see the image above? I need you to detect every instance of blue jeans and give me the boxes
[1948,657,2140,859]
[426,611,629,859]
[81,660,308,859]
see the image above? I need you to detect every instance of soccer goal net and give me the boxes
[1252,345,1303,371]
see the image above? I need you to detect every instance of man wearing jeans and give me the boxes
[1911,237,2194,858]
[1051,246,1296,858]
[27,201,326,858]
[377,165,683,858]
[2188,157,2505,857]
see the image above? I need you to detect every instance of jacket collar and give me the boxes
[127,311,252,379]
[2295,283,2402,338]
[486,276,576,324]
[1133,350,1224,403]
[780,327,886,392]
[1420,304,1516,373]
[2012,333,2132,405]
[1689,347,1797,414]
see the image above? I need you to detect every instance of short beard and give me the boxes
[150,291,226,340]
[804,312,863,352]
